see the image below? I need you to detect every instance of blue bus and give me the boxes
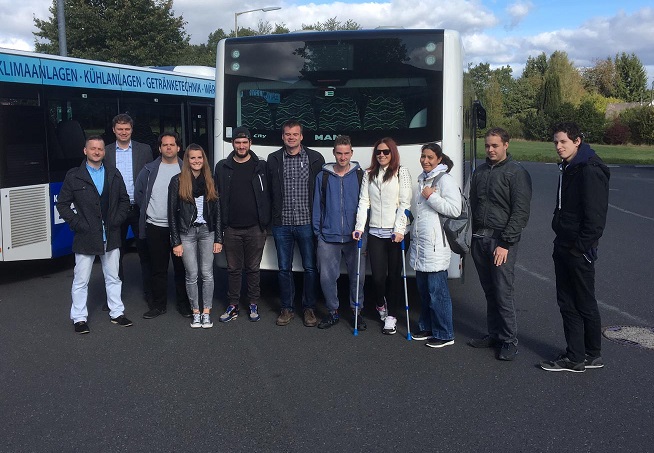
[0,48,215,261]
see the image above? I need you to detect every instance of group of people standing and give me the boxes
[57,115,609,373]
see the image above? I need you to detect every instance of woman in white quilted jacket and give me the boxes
[409,143,461,348]
[353,137,412,335]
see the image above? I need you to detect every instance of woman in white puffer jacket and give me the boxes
[353,137,412,335]
[409,143,461,348]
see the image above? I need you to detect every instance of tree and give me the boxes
[546,51,586,106]
[467,62,491,103]
[34,0,189,66]
[615,52,647,102]
[582,57,617,98]
[523,53,547,78]
[539,73,562,116]
[301,17,361,31]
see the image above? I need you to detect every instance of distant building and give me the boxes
[606,101,654,119]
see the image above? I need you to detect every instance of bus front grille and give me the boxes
[9,186,49,248]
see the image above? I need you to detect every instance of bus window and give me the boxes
[0,85,48,188]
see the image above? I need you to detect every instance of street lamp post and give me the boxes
[234,6,281,37]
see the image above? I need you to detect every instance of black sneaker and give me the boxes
[354,314,367,331]
[318,313,340,329]
[426,338,454,348]
[584,356,604,369]
[412,331,432,341]
[498,342,518,361]
[467,335,498,348]
[74,321,90,334]
[110,315,133,327]
[143,308,166,319]
[102,303,109,312]
[540,355,585,373]
[177,305,193,318]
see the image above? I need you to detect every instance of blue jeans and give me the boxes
[471,236,519,345]
[416,270,454,341]
[272,224,318,310]
[316,236,366,313]
[180,224,215,311]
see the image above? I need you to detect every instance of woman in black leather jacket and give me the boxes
[168,144,222,328]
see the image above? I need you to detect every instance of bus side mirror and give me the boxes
[473,100,486,129]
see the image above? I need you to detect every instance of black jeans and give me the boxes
[119,205,152,302]
[367,234,403,316]
[222,225,267,307]
[471,235,519,345]
[553,244,601,363]
[145,223,188,312]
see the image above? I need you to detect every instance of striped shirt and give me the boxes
[281,147,310,225]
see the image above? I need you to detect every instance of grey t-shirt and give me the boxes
[146,162,180,227]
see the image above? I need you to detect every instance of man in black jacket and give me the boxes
[104,113,153,308]
[267,120,325,327]
[56,136,132,334]
[468,127,532,361]
[541,122,610,373]
[215,127,271,323]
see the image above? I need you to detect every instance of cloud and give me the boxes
[505,0,533,30]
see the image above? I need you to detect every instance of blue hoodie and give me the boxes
[312,162,362,243]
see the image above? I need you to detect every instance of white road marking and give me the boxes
[609,204,654,222]
[516,263,652,325]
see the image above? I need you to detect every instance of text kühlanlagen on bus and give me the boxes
[0,55,215,98]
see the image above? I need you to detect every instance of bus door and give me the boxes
[188,103,213,163]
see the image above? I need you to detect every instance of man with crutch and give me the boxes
[312,135,367,331]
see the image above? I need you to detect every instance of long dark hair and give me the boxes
[178,144,217,202]
[368,137,400,183]
[421,143,454,173]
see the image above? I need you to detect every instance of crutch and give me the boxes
[400,209,413,341]
[353,233,363,336]
[394,209,413,341]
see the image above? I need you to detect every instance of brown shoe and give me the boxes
[303,308,318,327]
[276,308,294,326]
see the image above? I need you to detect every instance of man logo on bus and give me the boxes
[315,135,339,141]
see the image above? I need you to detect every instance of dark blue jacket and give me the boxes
[312,162,362,243]
[552,142,610,253]
[56,160,129,255]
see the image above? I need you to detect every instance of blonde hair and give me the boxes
[178,144,217,202]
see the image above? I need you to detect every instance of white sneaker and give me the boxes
[382,315,397,335]
[376,302,388,321]
[201,313,213,329]
[190,313,201,328]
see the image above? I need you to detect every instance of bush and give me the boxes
[603,120,631,145]
[521,111,551,141]
[620,106,654,145]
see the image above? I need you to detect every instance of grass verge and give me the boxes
[476,139,654,165]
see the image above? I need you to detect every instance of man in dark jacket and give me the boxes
[541,122,610,373]
[215,127,271,323]
[468,127,532,361]
[267,120,325,327]
[56,136,132,334]
[134,132,190,319]
[104,113,153,308]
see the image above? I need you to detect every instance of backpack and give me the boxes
[319,167,364,233]
[430,172,471,255]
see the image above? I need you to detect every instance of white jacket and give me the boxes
[355,166,412,234]
[409,165,462,272]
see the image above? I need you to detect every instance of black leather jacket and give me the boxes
[168,174,222,247]
[470,154,532,248]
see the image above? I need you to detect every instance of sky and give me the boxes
[1,0,653,85]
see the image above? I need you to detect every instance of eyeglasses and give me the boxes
[374,148,391,156]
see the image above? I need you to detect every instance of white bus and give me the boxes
[214,29,483,277]
[0,48,215,261]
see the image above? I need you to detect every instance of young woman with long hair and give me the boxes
[409,143,461,348]
[168,144,223,328]
[353,137,412,335]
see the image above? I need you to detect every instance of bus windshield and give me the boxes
[223,30,445,147]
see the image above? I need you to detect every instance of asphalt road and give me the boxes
[1,162,653,452]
